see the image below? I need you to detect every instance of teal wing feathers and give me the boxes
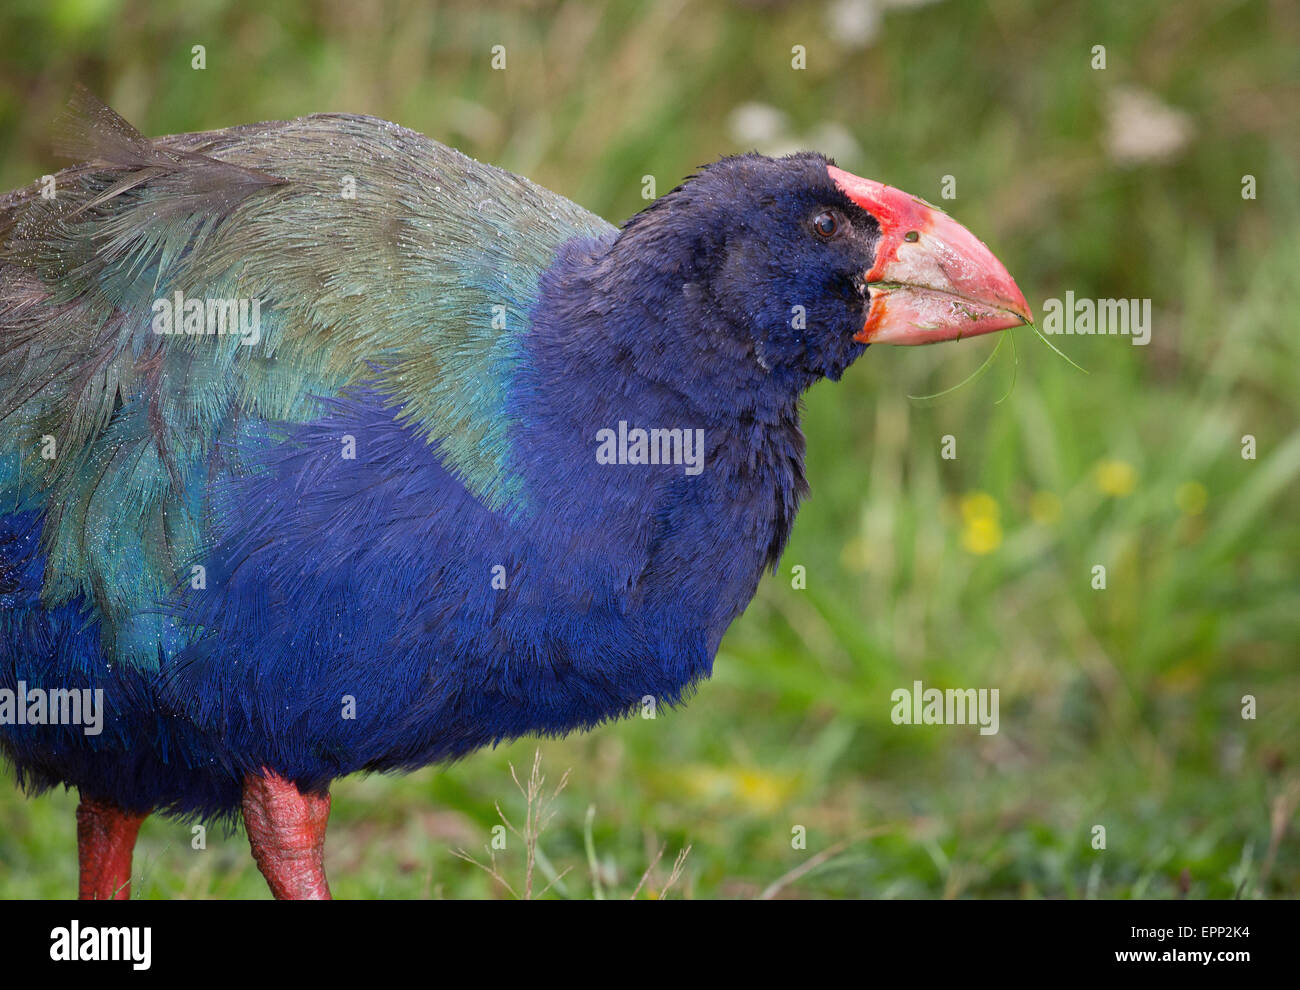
[0,90,614,667]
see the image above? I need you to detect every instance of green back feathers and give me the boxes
[0,91,613,666]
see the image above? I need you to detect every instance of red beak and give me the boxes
[828,165,1032,345]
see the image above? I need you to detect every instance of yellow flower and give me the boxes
[735,769,787,812]
[961,515,1003,554]
[960,492,999,523]
[957,491,1001,554]
[1095,459,1137,497]
[1175,481,1207,515]
[1029,491,1062,524]
[678,765,794,813]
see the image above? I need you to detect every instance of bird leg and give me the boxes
[241,770,332,900]
[76,796,147,900]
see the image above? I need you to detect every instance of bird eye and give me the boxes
[813,210,839,238]
[904,230,920,243]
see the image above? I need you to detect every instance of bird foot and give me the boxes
[241,770,332,899]
[76,796,147,899]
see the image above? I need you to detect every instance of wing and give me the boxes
[0,89,614,667]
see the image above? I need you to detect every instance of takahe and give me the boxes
[0,92,1030,899]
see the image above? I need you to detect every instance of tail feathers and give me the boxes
[1,86,285,310]
[53,85,285,222]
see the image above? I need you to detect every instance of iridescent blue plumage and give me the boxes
[0,95,881,823]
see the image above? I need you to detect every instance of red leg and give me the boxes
[241,770,332,900]
[76,796,146,900]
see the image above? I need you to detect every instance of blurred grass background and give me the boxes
[0,0,1297,898]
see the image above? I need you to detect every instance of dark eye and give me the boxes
[813,210,839,238]
[904,230,920,243]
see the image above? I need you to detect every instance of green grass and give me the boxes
[0,0,1296,898]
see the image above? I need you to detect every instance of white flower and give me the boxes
[1105,87,1194,165]
[827,0,881,48]
[726,102,791,148]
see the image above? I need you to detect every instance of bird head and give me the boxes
[616,152,1032,388]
